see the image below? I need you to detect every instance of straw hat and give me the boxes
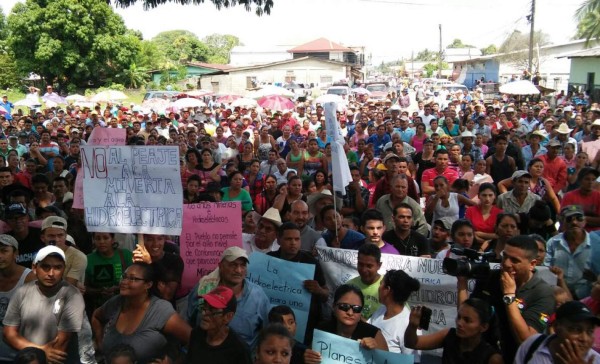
[260,208,282,227]
[306,190,342,216]
[556,123,572,134]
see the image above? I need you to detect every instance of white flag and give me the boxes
[323,102,352,196]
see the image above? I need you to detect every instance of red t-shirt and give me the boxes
[561,189,600,231]
[421,167,459,195]
[465,205,503,234]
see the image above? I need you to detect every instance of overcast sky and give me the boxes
[3,0,582,64]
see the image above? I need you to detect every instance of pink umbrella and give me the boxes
[257,95,295,111]
[217,94,241,104]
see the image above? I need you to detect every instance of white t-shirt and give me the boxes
[368,304,421,361]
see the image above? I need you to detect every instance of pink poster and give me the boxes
[72,128,126,209]
[180,202,242,293]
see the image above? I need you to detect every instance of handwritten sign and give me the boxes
[88,127,126,145]
[247,253,315,342]
[81,145,183,235]
[312,329,413,364]
[180,202,242,293]
[316,247,556,356]
[73,128,126,209]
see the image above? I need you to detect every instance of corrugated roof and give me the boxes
[288,38,353,53]
[185,61,232,71]
[563,47,600,58]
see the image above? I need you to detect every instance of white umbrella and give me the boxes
[248,85,294,99]
[315,94,343,105]
[42,94,67,104]
[91,90,128,102]
[352,87,371,95]
[172,97,206,109]
[230,97,258,108]
[183,89,214,97]
[142,98,171,110]
[66,94,87,102]
[499,80,540,95]
[13,99,37,108]
[44,100,58,108]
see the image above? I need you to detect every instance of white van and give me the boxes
[326,86,351,96]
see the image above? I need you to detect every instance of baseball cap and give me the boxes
[547,139,561,148]
[433,217,453,231]
[0,234,18,249]
[511,170,532,180]
[41,216,68,231]
[34,245,65,264]
[220,246,249,263]
[382,153,401,163]
[560,205,584,219]
[5,203,27,218]
[201,286,236,310]
[555,301,600,325]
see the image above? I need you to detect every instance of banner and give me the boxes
[324,102,351,195]
[81,145,183,235]
[312,329,413,364]
[73,128,127,209]
[180,202,242,293]
[247,252,315,342]
[316,247,557,355]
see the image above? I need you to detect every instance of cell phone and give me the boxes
[419,306,433,330]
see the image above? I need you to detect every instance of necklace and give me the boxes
[395,231,412,254]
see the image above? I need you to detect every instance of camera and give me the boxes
[442,247,495,279]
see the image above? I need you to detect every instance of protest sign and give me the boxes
[180,202,242,293]
[247,252,315,342]
[81,145,183,235]
[73,128,127,209]
[312,329,413,364]
[316,247,556,355]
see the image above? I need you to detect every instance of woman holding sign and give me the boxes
[404,298,503,364]
[304,284,388,364]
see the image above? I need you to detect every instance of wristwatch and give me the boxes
[503,294,516,305]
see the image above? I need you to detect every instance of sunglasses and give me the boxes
[335,303,363,314]
[566,215,584,223]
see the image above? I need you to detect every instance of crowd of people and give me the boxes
[2,83,600,364]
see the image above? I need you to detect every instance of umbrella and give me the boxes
[257,95,295,111]
[230,97,258,108]
[248,85,295,99]
[66,94,87,102]
[42,93,67,104]
[352,87,371,95]
[91,90,128,102]
[13,99,38,108]
[315,94,344,105]
[217,95,241,104]
[142,98,171,110]
[183,89,214,97]
[44,100,58,108]
[499,80,540,95]
[0,106,7,115]
[172,97,206,109]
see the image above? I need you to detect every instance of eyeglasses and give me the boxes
[121,274,145,282]
[566,215,584,223]
[335,303,363,314]
[201,305,225,317]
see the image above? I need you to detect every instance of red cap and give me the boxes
[201,286,234,309]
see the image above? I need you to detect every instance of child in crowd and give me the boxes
[268,305,307,364]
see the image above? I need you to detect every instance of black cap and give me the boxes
[555,301,600,325]
[5,203,27,218]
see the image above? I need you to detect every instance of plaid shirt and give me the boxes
[337,184,370,217]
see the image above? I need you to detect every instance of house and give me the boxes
[198,57,356,95]
[148,61,232,85]
[229,45,292,66]
[288,38,365,67]
[453,39,590,91]
[561,46,600,102]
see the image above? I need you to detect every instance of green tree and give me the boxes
[423,62,449,78]
[115,63,150,88]
[203,33,242,64]
[151,30,210,62]
[498,30,551,70]
[8,0,141,90]
[414,48,437,62]
[447,38,475,48]
[575,0,600,45]
[136,40,166,70]
[0,53,20,88]
[480,44,498,55]
[108,0,273,15]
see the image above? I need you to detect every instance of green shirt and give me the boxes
[346,275,383,319]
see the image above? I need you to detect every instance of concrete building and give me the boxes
[229,45,292,66]
[562,47,600,102]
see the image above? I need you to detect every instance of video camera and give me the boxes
[442,247,496,279]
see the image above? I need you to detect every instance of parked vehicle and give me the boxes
[326,86,351,96]
[441,83,468,94]
[142,90,181,102]
[366,83,389,100]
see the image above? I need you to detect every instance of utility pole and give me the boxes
[411,50,414,79]
[438,24,443,78]
[528,0,536,74]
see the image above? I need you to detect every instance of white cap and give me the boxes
[34,245,65,264]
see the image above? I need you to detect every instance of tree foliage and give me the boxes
[447,38,475,49]
[497,30,551,70]
[480,44,497,55]
[151,30,210,63]
[202,33,242,64]
[423,62,449,78]
[108,0,273,15]
[8,0,141,90]
[414,48,438,62]
[575,0,600,45]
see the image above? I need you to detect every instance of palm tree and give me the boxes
[117,63,150,89]
[576,0,600,46]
